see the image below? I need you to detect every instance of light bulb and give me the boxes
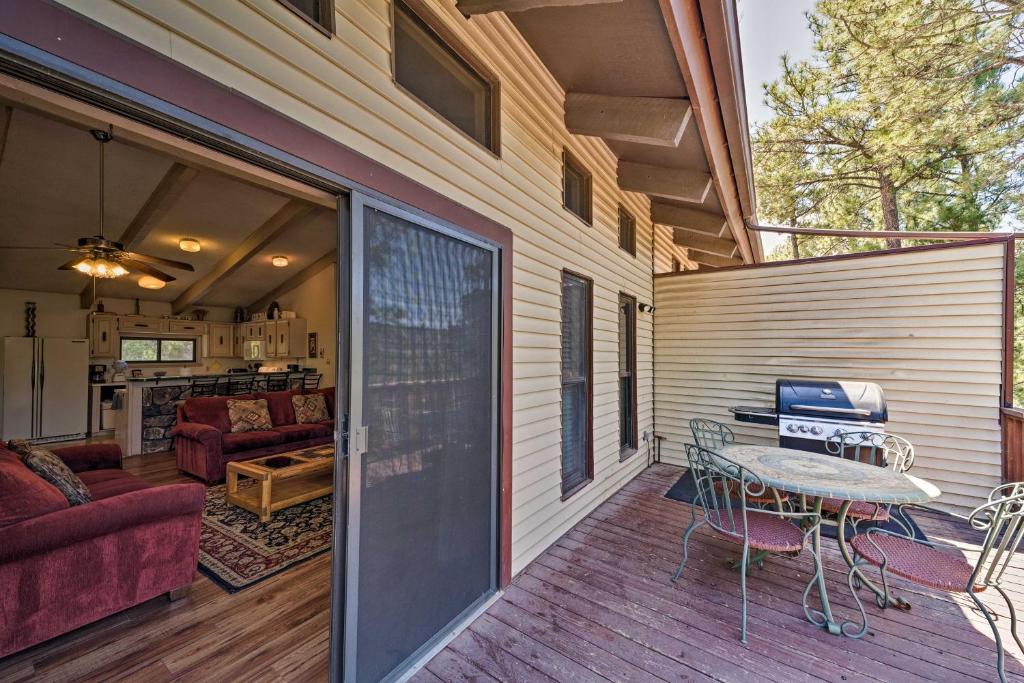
[272,255,289,267]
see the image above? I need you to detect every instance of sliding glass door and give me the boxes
[340,192,499,682]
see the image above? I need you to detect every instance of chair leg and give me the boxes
[739,543,749,644]
[970,592,1007,683]
[672,512,704,582]
[996,586,1024,656]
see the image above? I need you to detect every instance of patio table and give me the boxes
[718,444,941,636]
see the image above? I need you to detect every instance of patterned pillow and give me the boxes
[8,439,92,506]
[292,393,329,424]
[227,399,273,433]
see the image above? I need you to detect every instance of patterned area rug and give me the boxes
[199,482,332,592]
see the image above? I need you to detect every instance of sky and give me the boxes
[737,0,818,254]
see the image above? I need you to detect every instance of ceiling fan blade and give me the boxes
[0,245,73,250]
[120,251,195,272]
[120,258,177,283]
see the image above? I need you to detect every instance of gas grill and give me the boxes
[730,379,887,454]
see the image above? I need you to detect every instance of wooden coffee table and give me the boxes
[225,445,335,522]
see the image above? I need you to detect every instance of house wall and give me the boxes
[275,264,337,380]
[653,241,1008,510]
[50,0,667,574]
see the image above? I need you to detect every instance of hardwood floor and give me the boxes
[0,450,332,683]
[6,458,1024,682]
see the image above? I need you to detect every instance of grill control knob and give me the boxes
[798,425,809,433]
[810,426,823,436]
[786,424,798,433]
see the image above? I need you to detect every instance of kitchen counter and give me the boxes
[126,371,309,383]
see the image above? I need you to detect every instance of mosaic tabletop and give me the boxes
[718,445,941,504]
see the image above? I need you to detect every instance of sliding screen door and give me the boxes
[344,193,498,682]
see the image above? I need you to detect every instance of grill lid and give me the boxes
[776,379,887,423]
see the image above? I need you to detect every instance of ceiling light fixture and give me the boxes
[179,238,201,253]
[72,257,128,279]
[272,255,289,268]
[138,275,166,290]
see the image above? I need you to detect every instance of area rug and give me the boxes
[198,482,333,592]
[664,470,928,542]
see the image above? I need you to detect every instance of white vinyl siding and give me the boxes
[653,241,1007,510]
[59,0,657,574]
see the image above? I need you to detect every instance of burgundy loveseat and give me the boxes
[0,442,204,658]
[172,388,335,483]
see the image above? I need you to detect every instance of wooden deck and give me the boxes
[413,465,1024,683]
[3,460,1024,681]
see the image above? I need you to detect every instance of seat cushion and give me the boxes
[711,510,806,553]
[850,532,981,592]
[77,469,152,501]
[0,449,69,527]
[8,440,92,506]
[182,396,234,433]
[275,423,332,442]
[821,497,889,521]
[255,390,301,426]
[221,430,286,454]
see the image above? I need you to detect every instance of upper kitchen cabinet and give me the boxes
[267,319,307,359]
[88,313,117,357]
[207,322,234,358]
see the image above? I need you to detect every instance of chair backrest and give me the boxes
[685,444,763,537]
[825,431,914,472]
[689,418,735,451]
[226,374,254,395]
[969,483,1024,590]
[190,376,220,398]
[303,373,322,390]
[265,372,290,392]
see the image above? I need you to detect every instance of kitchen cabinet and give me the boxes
[168,320,208,335]
[265,319,307,358]
[118,317,167,333]
[208,323,234,358]
[232,324,245,357]
[245,321,266,340]
[88,313,117,357]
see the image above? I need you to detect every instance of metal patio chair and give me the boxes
[672,444,823,643]
[689,418,790,509]
[843,483,1024,682]
[820,431,915,531]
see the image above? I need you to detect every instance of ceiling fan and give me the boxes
[0,128,195,283]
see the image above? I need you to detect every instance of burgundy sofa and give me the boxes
[172,388,335,483]
[0,442,204,658]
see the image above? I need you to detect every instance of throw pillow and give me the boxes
[227,398,273,433]
[292,393,329,424]
[7,439,92,506]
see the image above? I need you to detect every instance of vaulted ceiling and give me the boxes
[0,103,337,310]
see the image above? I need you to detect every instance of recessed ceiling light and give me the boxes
[179,238,201,253]
[272,255,289,268]
[138,275,166,290]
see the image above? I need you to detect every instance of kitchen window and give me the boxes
[393,0,499,153]
[563,150,592,224]
[276,0,335,35]
[618,206,636,256]
[560,270,593,498]
[120,337,197,364]
[619,293,637,456]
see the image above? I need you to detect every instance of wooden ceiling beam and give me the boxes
[249,250,336,314]
[565,93,691,147]
[672,229,735,257]
[688,251,743,268]
[617,161,711,203]
[80,162,200,309]
[0,106,11,171]
[457,0,620,15]
[171,200,316,314]
[651,202,727,236]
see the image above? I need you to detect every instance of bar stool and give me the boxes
[265,372,290,392]
[225,374,255,396]
[302,373,322,391]
[190,376,219,397]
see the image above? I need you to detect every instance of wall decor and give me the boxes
[308,332,318,359]
[24,301,36,337]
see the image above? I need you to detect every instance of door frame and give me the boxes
[0,7,514,675]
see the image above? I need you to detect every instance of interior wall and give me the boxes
[274,264,337,380]
[653,241,1008,510]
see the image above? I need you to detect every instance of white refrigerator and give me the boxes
[0,337,89,442]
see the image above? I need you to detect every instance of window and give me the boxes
[120,337,197,364]
[618,206,636,256]
[277,0,335,34]
[619,293,638,456]
[560,271,593,497]
[562,149,592,224]
[393,0,498,152]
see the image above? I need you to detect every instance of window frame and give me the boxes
[618,205,636,257]
[119,336,198,364]
[391,0,502,156]
[559,269,594,500]
[275,0,336,37]
[562,148,593,225]
[618,292,638,459]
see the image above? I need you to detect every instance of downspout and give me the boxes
[658,0,757,264]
